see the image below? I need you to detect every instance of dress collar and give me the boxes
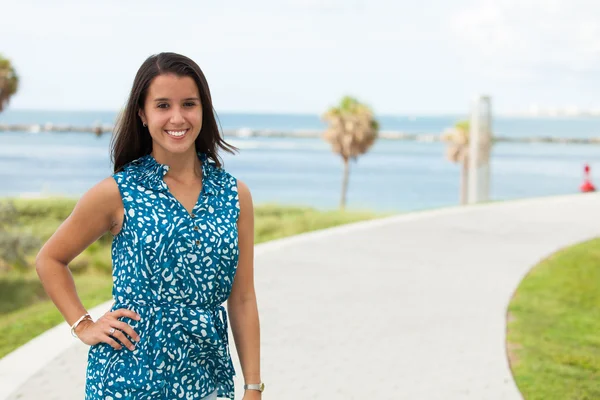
[129,152,221,196]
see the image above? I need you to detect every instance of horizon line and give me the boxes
[4,108,600,119]
[2,107,574,119]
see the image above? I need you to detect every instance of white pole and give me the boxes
[481,96,491,202]
[467,95,492,204]
[467,97,480,204]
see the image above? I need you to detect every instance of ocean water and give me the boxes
[1,110,600,212]
[3,109,600,137]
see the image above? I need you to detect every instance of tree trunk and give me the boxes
[460,159,468,205]
[340,158,350,210]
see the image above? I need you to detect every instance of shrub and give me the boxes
[0,201,40,271]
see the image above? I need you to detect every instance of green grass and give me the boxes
[507,238,600,399]
[0,198,383,359]
[0,271,113,359]
[253,203,380,243]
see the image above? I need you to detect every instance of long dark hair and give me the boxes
[111,52,237,172]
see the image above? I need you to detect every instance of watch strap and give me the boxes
[244,383,265,392]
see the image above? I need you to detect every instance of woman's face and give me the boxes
[139,73,203,156]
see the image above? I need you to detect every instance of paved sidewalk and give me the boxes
[2,193,600,399]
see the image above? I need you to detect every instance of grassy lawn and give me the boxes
[507,238,600,399]
[0,197,382,359]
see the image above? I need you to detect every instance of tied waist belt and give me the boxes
[111,298,235,385]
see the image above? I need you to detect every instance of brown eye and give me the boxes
[157,103,169,109]
[184,102,196,107]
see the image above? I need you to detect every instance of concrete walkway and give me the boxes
[2,193,600,399]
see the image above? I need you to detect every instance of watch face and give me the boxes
[260,383,265,392]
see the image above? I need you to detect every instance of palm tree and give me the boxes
[322,96,379,209]
[0,55,19,113]
[442,120,470,205]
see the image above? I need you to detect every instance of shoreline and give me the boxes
[2,123,600,144]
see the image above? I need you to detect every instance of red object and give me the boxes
[580,164,596,192]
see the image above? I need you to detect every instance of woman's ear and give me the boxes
[138,109,147,126]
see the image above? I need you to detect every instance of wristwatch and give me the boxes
[244,383,265,392]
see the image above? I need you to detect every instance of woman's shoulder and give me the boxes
[111,155,157,188]
[73,176,123,218]
[213,165,237,187]
[112,156,146,178]
[92,176,123,201]
[205,162,252,214]
[235,178,251,197]
[203,157,236,191]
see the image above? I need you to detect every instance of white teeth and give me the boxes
[166,130,187,137]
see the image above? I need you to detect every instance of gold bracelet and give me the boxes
[70,313,92,338]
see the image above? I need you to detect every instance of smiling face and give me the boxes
[138,73,203,157]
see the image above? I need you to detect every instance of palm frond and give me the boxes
[322,96,379,160]
[0,54,19,113]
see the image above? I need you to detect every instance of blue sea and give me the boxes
[1,109,600,212]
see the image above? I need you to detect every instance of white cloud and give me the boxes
[449,0,600,80]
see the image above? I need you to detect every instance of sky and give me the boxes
[2,0,600,115]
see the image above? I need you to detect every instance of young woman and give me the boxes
[36,52,263,400]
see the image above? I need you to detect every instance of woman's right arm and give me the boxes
[35,177,140,351]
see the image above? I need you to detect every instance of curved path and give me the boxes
[2,193,600,399]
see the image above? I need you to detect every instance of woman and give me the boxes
[36,52,263,400]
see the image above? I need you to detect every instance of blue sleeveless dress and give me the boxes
[85,152,240,400]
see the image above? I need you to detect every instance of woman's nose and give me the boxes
[170,107,185,124]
